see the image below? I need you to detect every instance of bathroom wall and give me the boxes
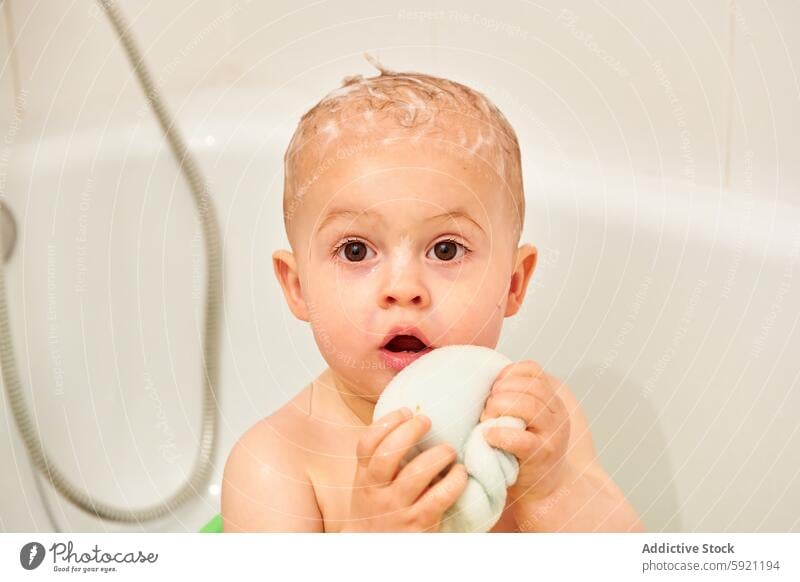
[0,0,798,533]
[2,0,798,202]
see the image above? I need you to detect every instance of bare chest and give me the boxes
[305,436,518,533]
[304,433,360,533]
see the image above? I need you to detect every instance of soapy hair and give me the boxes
[283,54,524,244]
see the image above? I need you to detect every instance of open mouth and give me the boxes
[382,334,429,353]
[378,328,434,371]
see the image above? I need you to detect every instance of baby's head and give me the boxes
[273,56,538,399]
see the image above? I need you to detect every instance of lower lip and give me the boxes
[379,347,434,371]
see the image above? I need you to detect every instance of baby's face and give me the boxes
[275,135,537,399]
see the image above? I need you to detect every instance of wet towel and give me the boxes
[373,345,525,532]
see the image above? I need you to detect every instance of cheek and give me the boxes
[430,269,508,345]
[306,264,378,332]
[443,300,505,346]
[435,260,507,305]
[306,266,385,372]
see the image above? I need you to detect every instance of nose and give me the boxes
[378,262,431,310]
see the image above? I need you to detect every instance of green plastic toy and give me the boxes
[200,513,223,533]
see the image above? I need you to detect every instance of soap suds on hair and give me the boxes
[283,53,525,244]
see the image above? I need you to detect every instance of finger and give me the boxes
[356,407,413,469]
[480,391,540,425]
[491,373,544,395]
[482,426,541,465]
[491,377,563,418]
[492,373,557,402]
[481,391,561,433]
[368,415,432,486]
[394,443,459,502]
[375,406,414,425]
[494,360,544,383]
[416,463,468,520]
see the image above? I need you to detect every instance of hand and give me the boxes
[479,360,571,504]
[343,407,468,532]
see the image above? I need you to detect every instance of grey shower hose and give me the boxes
[0,0,222,523]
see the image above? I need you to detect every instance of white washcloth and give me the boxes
[373,345,525,532]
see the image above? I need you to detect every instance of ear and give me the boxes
[272,249,310,322]
[504,244,538,317]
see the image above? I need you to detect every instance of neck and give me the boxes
[318,368,376,426]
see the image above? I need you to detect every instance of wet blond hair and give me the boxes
[282,54,524,245]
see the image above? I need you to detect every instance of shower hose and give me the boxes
[0,0,221,523]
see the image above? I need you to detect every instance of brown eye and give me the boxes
[427,240,466,261]
[337,240,374,262]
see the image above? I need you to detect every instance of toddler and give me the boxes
[222,56,644,533]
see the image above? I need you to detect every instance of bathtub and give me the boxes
[1,86,798,532]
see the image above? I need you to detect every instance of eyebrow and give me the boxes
[425,209,485,234]
[316,207,485,234]
[316,209,383,233]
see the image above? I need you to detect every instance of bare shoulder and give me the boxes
[543,370,602,475]
[221,389,324,532]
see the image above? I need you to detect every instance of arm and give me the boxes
[512,461,645,532]
[510,374,644,532]
[221,419,324,532]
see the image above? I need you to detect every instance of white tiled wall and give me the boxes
[0,0,798,534]
[727,0,800,206]
[441,1,730,180]
[2,0,796,200]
